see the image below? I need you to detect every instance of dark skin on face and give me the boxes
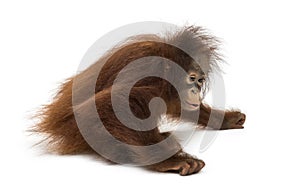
[181,70,206,111]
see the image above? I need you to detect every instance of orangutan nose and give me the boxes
[191,88,199,95]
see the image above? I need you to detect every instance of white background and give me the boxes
[1,0,300,185]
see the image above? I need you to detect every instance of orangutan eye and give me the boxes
[189,75,196,81]
[198,78,205,83]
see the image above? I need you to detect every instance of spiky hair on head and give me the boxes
[165,25,222,75]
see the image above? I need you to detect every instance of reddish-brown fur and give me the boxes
[31,26,246,176]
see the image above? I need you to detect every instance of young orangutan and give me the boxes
[32,25,246,176]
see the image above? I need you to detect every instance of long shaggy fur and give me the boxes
[31,25,221,155]
[30,25,247,175]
